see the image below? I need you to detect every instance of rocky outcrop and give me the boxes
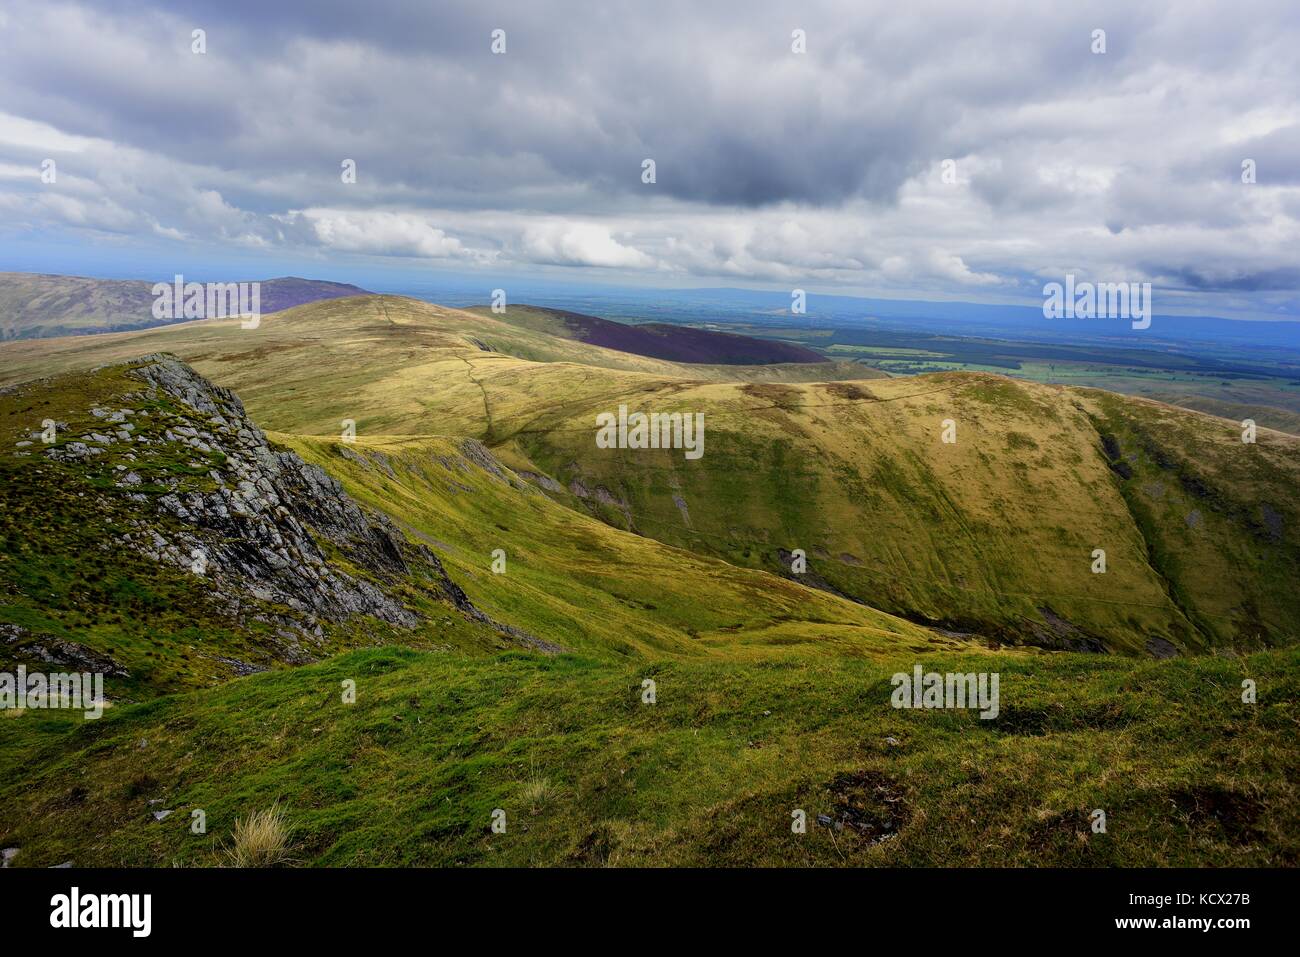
[38,354,550,653]
[118,355,420,629]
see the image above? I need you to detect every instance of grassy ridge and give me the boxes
[0,273,368,340]
[501,372,1299,652]
[1,296,1298,868]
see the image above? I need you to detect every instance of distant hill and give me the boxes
[0,272,370,339]
[467,303,828,365]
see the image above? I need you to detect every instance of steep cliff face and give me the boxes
[1,354,547,695]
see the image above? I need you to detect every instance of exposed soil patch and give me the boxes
[821,382,874,401]
[820,770,910,848]
[1145,635,1179,659]
[1029,607,1107,653]
[775,548,860,604]
[1165,784,1263,844]
[740,383,802,411]
[567,823,616,865]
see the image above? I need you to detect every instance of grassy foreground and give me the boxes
[2,644,1295,867]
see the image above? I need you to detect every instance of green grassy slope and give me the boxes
[1087,390,1300,647]
[494,374,1300,654]
[281,434,948,662]
[1,644,1294,867]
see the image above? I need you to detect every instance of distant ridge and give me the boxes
[0,272,370,339]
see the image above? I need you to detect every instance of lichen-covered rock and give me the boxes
[117,355,553,651]
[124,356,421,629]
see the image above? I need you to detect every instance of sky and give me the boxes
[0,0,1298,319]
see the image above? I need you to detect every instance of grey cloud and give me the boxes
[0,0,1296,308]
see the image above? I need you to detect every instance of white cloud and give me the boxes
[0,111,99,153]
[926,251,1004,287]
[519,222,654,269]
[293,209,474,260]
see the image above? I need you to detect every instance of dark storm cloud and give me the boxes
[1157,264,1300,293]
[0,0,1176,207]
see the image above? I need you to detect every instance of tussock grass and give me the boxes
[225,803,292,868]
[520,766,555,809]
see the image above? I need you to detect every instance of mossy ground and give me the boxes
[1,645,1295,867]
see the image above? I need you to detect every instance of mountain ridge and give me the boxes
[1,295,1297,869]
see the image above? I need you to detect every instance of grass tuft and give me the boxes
[520,766,555,809]
[226,803,292,868]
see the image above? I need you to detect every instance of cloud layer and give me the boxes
[0,0,1297,314]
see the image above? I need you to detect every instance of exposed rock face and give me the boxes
[121,355,420,629]
[18,638,131,677]
[36,353,552,654]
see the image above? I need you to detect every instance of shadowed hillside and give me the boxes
[467,303,829,365]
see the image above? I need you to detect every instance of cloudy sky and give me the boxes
[1,0,1298,317]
